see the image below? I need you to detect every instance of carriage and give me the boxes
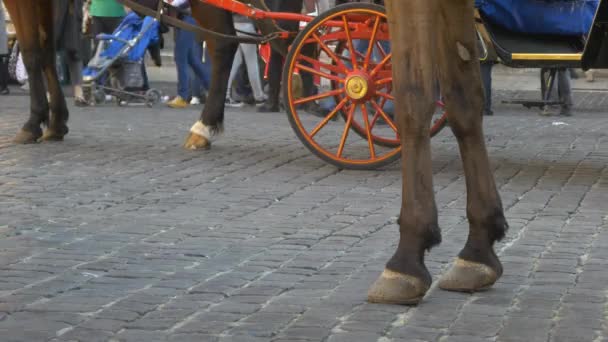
[119,0,608,170]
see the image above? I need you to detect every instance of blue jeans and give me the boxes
[175,16,211,99]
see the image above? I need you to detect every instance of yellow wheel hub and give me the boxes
[345,75,369,100]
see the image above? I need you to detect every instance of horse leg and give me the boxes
[435,0,508,292]
[41,0,69,141]
[4,0,49,143]
[367,0,441,305]
[184,4,238,150]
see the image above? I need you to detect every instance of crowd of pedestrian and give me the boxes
[0,0,599,118]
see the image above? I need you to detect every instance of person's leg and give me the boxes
[237,22,265,102]
[172,27,190,104]
[226,46,244,99]
[258,48,282,112]
[480,62,493,116]
[540,68,559,116]
[184,17,211,93]
[0,54,9,94]
[558,69,573,116]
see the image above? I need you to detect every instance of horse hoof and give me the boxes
[13,129,41,144]
[41,128,68,142]
[183,132,210,150]
[438,258,499,292]
[367,269,430,305]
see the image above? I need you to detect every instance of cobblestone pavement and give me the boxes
[0,94,607,342]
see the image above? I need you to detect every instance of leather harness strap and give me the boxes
[116,0,284,44]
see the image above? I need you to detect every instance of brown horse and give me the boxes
[5,0,506,305]
[3,0,69,143]
[367,0,508,304]
[2,0,300,148]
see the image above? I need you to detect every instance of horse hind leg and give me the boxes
[40,1,69,141]
[5,0,49,143]
[434,0,508,292]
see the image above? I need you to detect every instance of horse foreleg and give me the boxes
[435,0,508,292]
[367,0,441,305]
[184,3,238,150]
[5,0,49,143]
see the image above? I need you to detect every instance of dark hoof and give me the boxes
[438,258,499,292]
[41,127,68,142]
[14,129,41,144]
[183,132,210,150]
[367,269,430,305]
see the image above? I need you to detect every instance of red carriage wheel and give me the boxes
[283,3,448,170]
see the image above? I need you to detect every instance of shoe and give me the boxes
[257,102,280,113]
[74,96,88,107]
[539,105,558,117]
[560,106,573,117]
[0,87,8,95]
[585,70,595,83]
[190,96,201,105]
[225,97,244,108]
[167,96,188,109]
[483,110,494,116]
[302,102,328,117]
[255,98,267,106]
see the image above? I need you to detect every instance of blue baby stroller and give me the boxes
[83,12,162,106]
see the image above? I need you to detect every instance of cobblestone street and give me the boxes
[0,93,607,342]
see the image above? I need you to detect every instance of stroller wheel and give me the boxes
[145,89,162,107]
[116,96,128,106]
[94,89,106,105]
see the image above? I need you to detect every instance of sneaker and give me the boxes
[585,70,595,83]
[190,96,201,105]
[225,97,244,108]
[0,87,8,95]
[167,96,188,109]
[540,105,558,117]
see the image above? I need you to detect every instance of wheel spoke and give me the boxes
[342,15,358,71]
[375,40,388,58]
[293,88,345,105]
[297,54,348,76]
[370,99,398,134]
[363,16,381,70]
[361,104,376,159]
[310,97,350,138]
[295,63,345,83]
[337,104,355,158]
[374,77,392,87]
[311,32,350,73]
[371,52,392,77]
[376,92,395,101]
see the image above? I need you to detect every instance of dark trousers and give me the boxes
[0,54,8,90]
[480,62,493,115]
[264,0,315,106]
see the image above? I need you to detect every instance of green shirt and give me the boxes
[90,0,126,17]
